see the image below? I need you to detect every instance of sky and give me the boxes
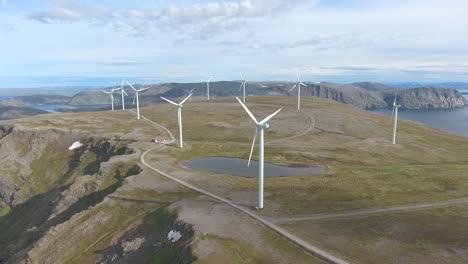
[1,0,468,88]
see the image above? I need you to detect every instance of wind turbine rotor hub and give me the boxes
[257,123,269,129]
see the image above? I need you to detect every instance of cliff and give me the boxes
[381,87,467,109]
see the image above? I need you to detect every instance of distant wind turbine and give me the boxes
[160,93,192,148]
[120,78,128,110]
[239,72,247,103]
[289,72,307,110]
[184,88,195,101]
[391,92,401,145]
[202,77,213,100]
[126,81,149,120]
[103,87,119,111]
[236,97,282,210]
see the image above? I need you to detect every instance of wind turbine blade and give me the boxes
[260,108,282,124]
[239,82,243,91]
[121,79,124,89]
[132,95,136,105]
[247,127,258,167]
[240,72,244,80]
[391,106,395,120]
[236,97,259,124]
[183,89,189,93]
[289,84,297,92]
[393,92,397,105]
[125,80,137,92]
[296,72,300,82]
[137,87,149,92]
[160,96,179,106]
[102,91,112,94]
[179,93,192,105]
[300,82,306,86]
[208,76,213,82]
[123,89,128,96]
[190,88,195,93]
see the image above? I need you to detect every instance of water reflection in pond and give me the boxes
[185,157,325,178]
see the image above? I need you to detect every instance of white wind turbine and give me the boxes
[120,78,128,110]
[239,72,247,103]
[125,81,149,120]
[391,92,401,145]
[236,97,282,210]
[160,93,192,148]
[289,72,307,110]
[103,87,119,111]
[184,88,195,101]
[202,77,213,100]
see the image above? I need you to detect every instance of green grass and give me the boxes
[193,234,274,264]
[116,188,199,202]
[0,201,10,217]
[281,204,468,264]
[142,96,468,217]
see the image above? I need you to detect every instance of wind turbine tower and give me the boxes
[239,72,247,103]
[236,97,281,209]
[126,81,149,120]
[160,94,192,148]
[392,93,401,145]
[289,72,307,110]
[103,88,118,111]
[120,78,128,110]
[202,77,213,100]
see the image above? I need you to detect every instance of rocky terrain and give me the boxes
[0,124,148,262]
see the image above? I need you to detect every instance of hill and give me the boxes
[1,96,468,262]
[0,95,70,107]
[0,106,48,120]
[67,81,466,110]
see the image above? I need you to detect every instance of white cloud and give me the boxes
[28,0,113,24]
[28,0,318,38]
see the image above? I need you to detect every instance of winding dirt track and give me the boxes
[128,109,349,264]
[271,198,468,223]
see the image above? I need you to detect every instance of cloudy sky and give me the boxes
[1,0,468,87]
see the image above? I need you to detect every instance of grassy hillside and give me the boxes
[0,106,48,120]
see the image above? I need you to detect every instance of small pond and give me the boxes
[184,157,325,178]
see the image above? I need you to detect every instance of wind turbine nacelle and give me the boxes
[257,123,269,129]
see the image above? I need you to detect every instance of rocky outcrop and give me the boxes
[0,124,140,262]
[382,87,467,109]
[301,82,387,109]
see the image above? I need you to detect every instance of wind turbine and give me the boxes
[239,72,247,103]
[236,97,282,210]
[126,81,149,120]
[160,94,192,148]
[391,92,401,145]
[202,77,213,100]
[289,72,307,110]
[120,79,128,110]
[103,87,119,111]
[184,88,195,101]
